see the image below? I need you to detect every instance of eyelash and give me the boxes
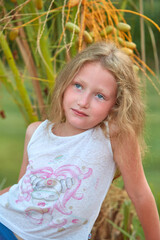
[74,83,82,89]
[96,93,105,100]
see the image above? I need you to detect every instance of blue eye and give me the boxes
[96,93,105,100]
[75,83,82,89]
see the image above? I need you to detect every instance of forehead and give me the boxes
[77,61,114,76]
[73,62,117,95]
[75,62,116,82]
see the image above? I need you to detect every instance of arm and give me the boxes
[0,186,11,195]
[0,121,42,195]
[111,132,160,240]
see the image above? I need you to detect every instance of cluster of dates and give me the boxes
[65,21,136,56]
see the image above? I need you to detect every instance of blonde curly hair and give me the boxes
[48,41,145,153]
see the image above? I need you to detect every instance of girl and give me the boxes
[0,42,159,240]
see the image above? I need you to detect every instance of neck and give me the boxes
[52,122,86,137]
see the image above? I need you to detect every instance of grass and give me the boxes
[0,78,160,211]
[143,80,160,212]
[0,85,26,187]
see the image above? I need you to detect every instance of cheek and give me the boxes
[110,99,116,110]
[62,98,65,111]
[62,88,74,109]
[63,88,69,103]
[97,102,115,116]
[62,92,68,112]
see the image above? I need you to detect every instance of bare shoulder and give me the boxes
[108,122,141,167]
[108,121,120,150]
[108,122,138,150]
[26,121,42,140]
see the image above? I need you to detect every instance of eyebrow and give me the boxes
[74,77,113,97]
[73,77,85,84]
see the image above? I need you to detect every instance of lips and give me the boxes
[71,108,88,117]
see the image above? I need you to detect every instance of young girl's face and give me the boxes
[62,62,117,135]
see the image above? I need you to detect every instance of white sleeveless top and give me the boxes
[0,120,116,240]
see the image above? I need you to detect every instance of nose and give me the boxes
[77,93,90,108]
